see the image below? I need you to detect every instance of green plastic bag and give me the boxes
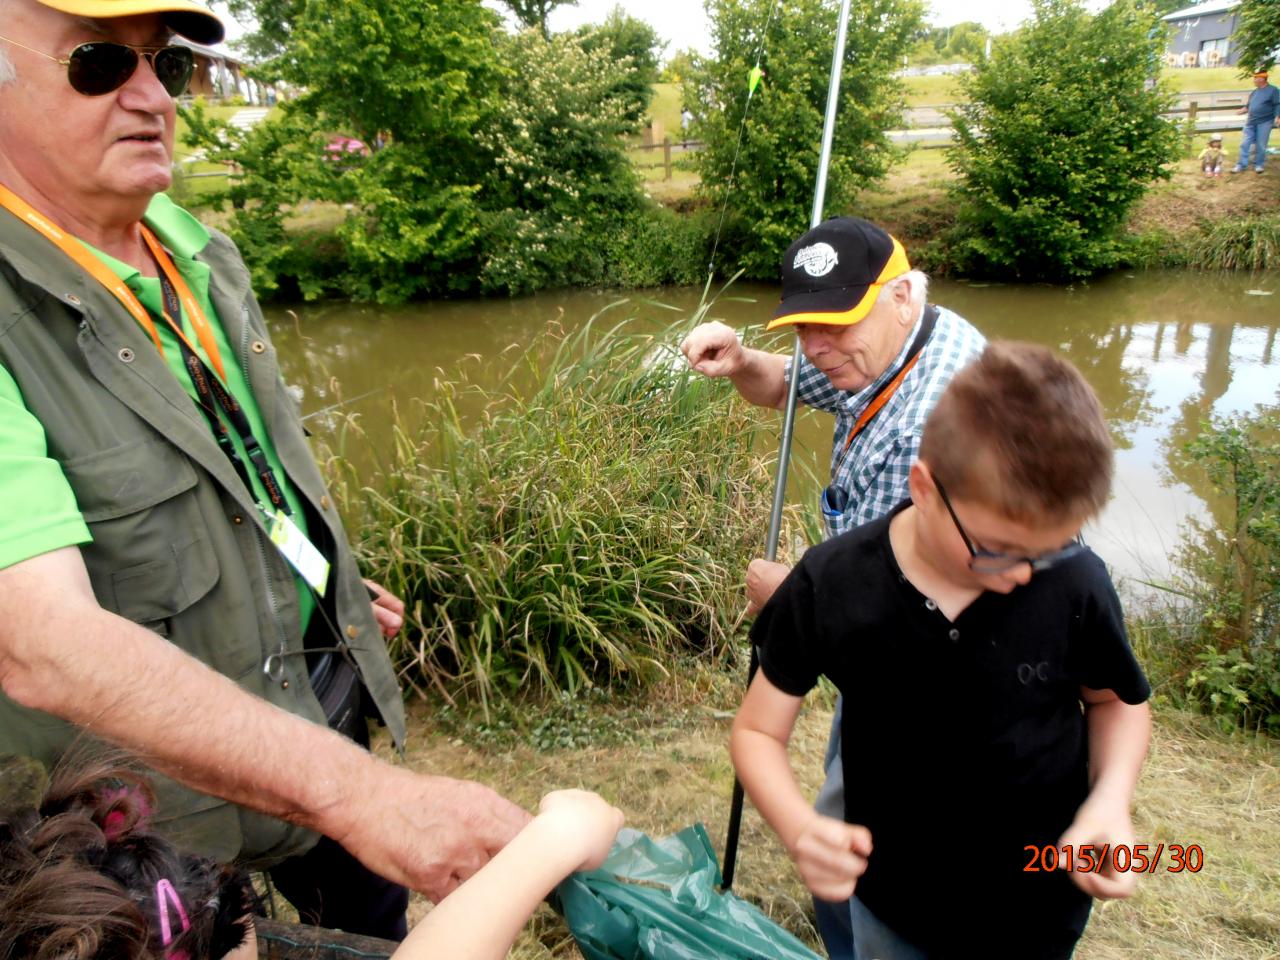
[553,824,823,960]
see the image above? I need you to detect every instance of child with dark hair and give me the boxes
[1,762,623,959]
[731,341,1152,959]
[0,761,256,960]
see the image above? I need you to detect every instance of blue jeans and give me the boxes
[813,699,855,957]
[1237,119,1275,171]
[848,896,928,960]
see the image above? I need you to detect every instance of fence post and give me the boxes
[663,136,673,181]
[1186,101,1198,155]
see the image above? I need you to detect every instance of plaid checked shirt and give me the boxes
[786,304,986,539]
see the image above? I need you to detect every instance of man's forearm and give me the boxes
[0,547,369,839]
[730,348,791,409]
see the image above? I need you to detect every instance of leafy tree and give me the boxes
[496,0,577,38]
[1235,0,1280,72]
[475,29,647,293]
[944,0,1180,281]
[910,21,989,65]
[686,0,924,279]
[575,7,665,126]
[660,47,698,83]
[218,0,301,63]
[186,0,504,302]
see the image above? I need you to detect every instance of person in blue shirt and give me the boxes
[1231,70,1279,174]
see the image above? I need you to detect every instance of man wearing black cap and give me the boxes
[681,216,984,955]
[0,0,528,941]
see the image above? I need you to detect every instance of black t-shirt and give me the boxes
[752,502,1151,954]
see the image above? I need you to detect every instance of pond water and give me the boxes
[265,271,1279,596]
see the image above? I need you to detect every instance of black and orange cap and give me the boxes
[768,217,911,331]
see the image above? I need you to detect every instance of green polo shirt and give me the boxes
[0,194,313,633]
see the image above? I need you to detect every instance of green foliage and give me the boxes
[943,0,1181,281]
[1235,0,1280,73]
[183,0,503,302]
[184,2,678,301]
[334,315,782,710]
[222,0,303,63]
[599,206,717,287]
[660,48,698,84]
[1185,216,1280,271]
[475,29,649,294]
[910,21,989,65]
[576,7,666,127]
[1142,406,1280,734]
[1118,216,1280,271]
[686,0,924,279]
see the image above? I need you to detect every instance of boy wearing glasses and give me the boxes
[731,341,1151,959]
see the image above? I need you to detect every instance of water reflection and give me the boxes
[265,272,1278,591]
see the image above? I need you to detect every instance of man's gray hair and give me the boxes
[877,269,930,309]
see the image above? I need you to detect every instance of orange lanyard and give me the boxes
[0,183,226,383]
[839,352,922,454]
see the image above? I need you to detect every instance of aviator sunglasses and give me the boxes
[0,35,195,97]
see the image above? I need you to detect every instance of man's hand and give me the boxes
[680,321,747,378]
[364,579,405,639]
[1058,802,1139,900]
[787,813,873,902]
[745,558,790,616]
[335,763,533,903]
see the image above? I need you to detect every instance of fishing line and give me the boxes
[704,0,781,283]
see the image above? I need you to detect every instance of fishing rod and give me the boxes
[721,0,853,892]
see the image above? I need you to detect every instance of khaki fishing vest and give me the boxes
[0,211,406,866]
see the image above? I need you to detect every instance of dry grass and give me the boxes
[373,674,1279,959]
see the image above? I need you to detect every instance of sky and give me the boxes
[217,0,1045,57]
[541,0,1043,57]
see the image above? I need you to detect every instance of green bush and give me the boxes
[476,29,649,295]
[600,206,717,288]
[944,0,1181,280]
[1139,406,1280,734]
[330,314,786,711]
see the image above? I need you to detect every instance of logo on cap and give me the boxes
[793,243,839,278]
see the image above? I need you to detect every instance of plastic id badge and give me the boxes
[266,509,330,596]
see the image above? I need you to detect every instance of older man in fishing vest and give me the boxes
[681,216,984,956]
[0,0,528,941]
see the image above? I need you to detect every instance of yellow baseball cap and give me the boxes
[35,0,224,44]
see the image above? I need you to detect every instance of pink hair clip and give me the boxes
[156,878,192,960]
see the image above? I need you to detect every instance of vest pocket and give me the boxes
[61,438,220,629]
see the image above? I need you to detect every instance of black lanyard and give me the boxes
[157,273,291,516]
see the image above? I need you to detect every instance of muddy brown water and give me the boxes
[265,272,1278,595]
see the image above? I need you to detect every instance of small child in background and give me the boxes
[731,341,1152,959]
[0,761,623,960]
[1199,134,1225,176]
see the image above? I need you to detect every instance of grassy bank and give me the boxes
[374,683,1280,959]
[638,73,1280,275]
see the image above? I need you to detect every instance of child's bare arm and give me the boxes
[1059,686,1152,899]
[731,672,872,901]
[392,790,624,960]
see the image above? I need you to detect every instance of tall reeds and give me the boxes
[331,312,789,713]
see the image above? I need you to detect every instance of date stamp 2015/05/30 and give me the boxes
[1023,843,1204,874]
